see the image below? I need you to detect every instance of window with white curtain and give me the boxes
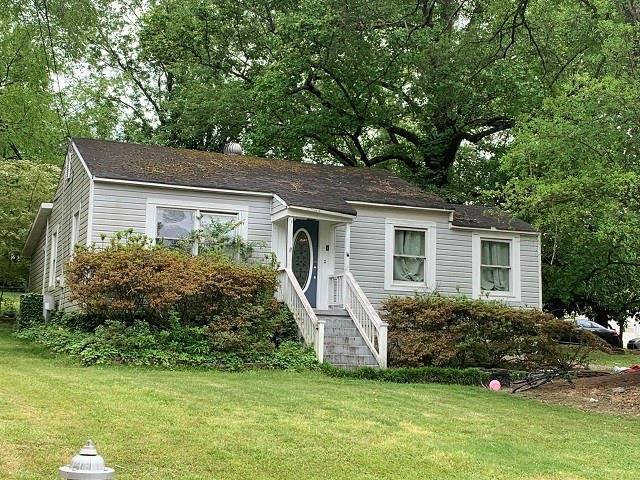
[472,233,521,300]
[385,219,436,291]
[393,228,426,283]
[480,240,511,292]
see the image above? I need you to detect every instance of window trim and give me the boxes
[65,156,73,182]
[472,232,521,301]
[48,225,59,287]
[384,219,436,291]
[70,206,81,255]
[145,199,249,250]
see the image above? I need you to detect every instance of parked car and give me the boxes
[627,338,640,350]
[575,319,621,347]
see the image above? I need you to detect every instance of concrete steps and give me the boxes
[316,309,378,369]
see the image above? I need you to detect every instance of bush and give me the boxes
[17,293,43,328]
[265,341,318,370]
[15,320,313,370]
[320,364,489,386]
[14,324,92,356]
[66,237,277,326]
[79,318,210,366]
[50,311,104,332]
[24,230,303,368]
[383,295,608,370]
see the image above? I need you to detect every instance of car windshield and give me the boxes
[577,319,605,329]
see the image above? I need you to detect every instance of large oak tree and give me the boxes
[93,0,621,188]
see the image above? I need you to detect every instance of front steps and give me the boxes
[316,309,379,369]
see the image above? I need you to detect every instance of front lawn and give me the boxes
[0,322,638,480]
[589,349,640,368]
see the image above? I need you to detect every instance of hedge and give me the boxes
[14,231,301,367]
[320,363,490,386]
[383,295,608,370]
[66,244,277,325]
[18,293,43,327]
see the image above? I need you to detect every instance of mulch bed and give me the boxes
[516,369,640,416]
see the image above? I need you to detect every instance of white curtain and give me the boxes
[480,241,510,291]
[393,230,425,282]
[157,208,194,239]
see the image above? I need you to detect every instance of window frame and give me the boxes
[70,207,81,255]
[48,225,59,287]
[65,157,73,182]
[384,219,436,292]
[145,199,249,254]
[155,206,197,250]
[472,232,521,301]
[480,238,512,293]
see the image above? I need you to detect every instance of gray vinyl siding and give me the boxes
[28,147,92,310]
[27,232,47,294]
[520,236,541,306]
[334,224,345,273]
[271,197,286,215]
[91,182,274,261]
[342,205,541,311]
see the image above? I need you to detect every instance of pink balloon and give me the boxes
[489,380,502,391]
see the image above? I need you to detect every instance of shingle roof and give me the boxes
[72,138,534,232]
[451,205,536,232]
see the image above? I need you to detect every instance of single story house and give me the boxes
[23,138,541,368]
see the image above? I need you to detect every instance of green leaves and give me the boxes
[503,76,640,324]
[0,160,59,286]
[121,0,623,184]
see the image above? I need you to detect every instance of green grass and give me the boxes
[0,291,20,314]
[0,322,638,480]
[589,349,640,368]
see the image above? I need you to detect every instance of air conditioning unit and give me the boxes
[43,293,56,322]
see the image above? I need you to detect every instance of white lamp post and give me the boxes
[59,440,115,479]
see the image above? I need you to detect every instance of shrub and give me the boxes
[65,231,278,326]
[50,311,104,332]
[265,341,318,370]
[78,319,208,366]
[383,295,608,370]
[17,293,43,328]
[14,324,92,356]
[320,364,490,386]
[29,230,302,368]
[15,320,312,370]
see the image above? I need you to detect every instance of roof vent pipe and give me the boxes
[223,141,243,155]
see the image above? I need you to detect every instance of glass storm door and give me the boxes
[292,219,319,307]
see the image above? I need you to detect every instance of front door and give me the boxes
[292,219,319,307]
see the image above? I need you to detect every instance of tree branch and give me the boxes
[462,117,514,143]
[307,134,357,166]
[385,124,425,147]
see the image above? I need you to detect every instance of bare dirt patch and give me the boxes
[517,369,640,416]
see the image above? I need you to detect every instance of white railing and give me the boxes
[332,272,388,369]
[328,274,344,307]
[277,268,324,363]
